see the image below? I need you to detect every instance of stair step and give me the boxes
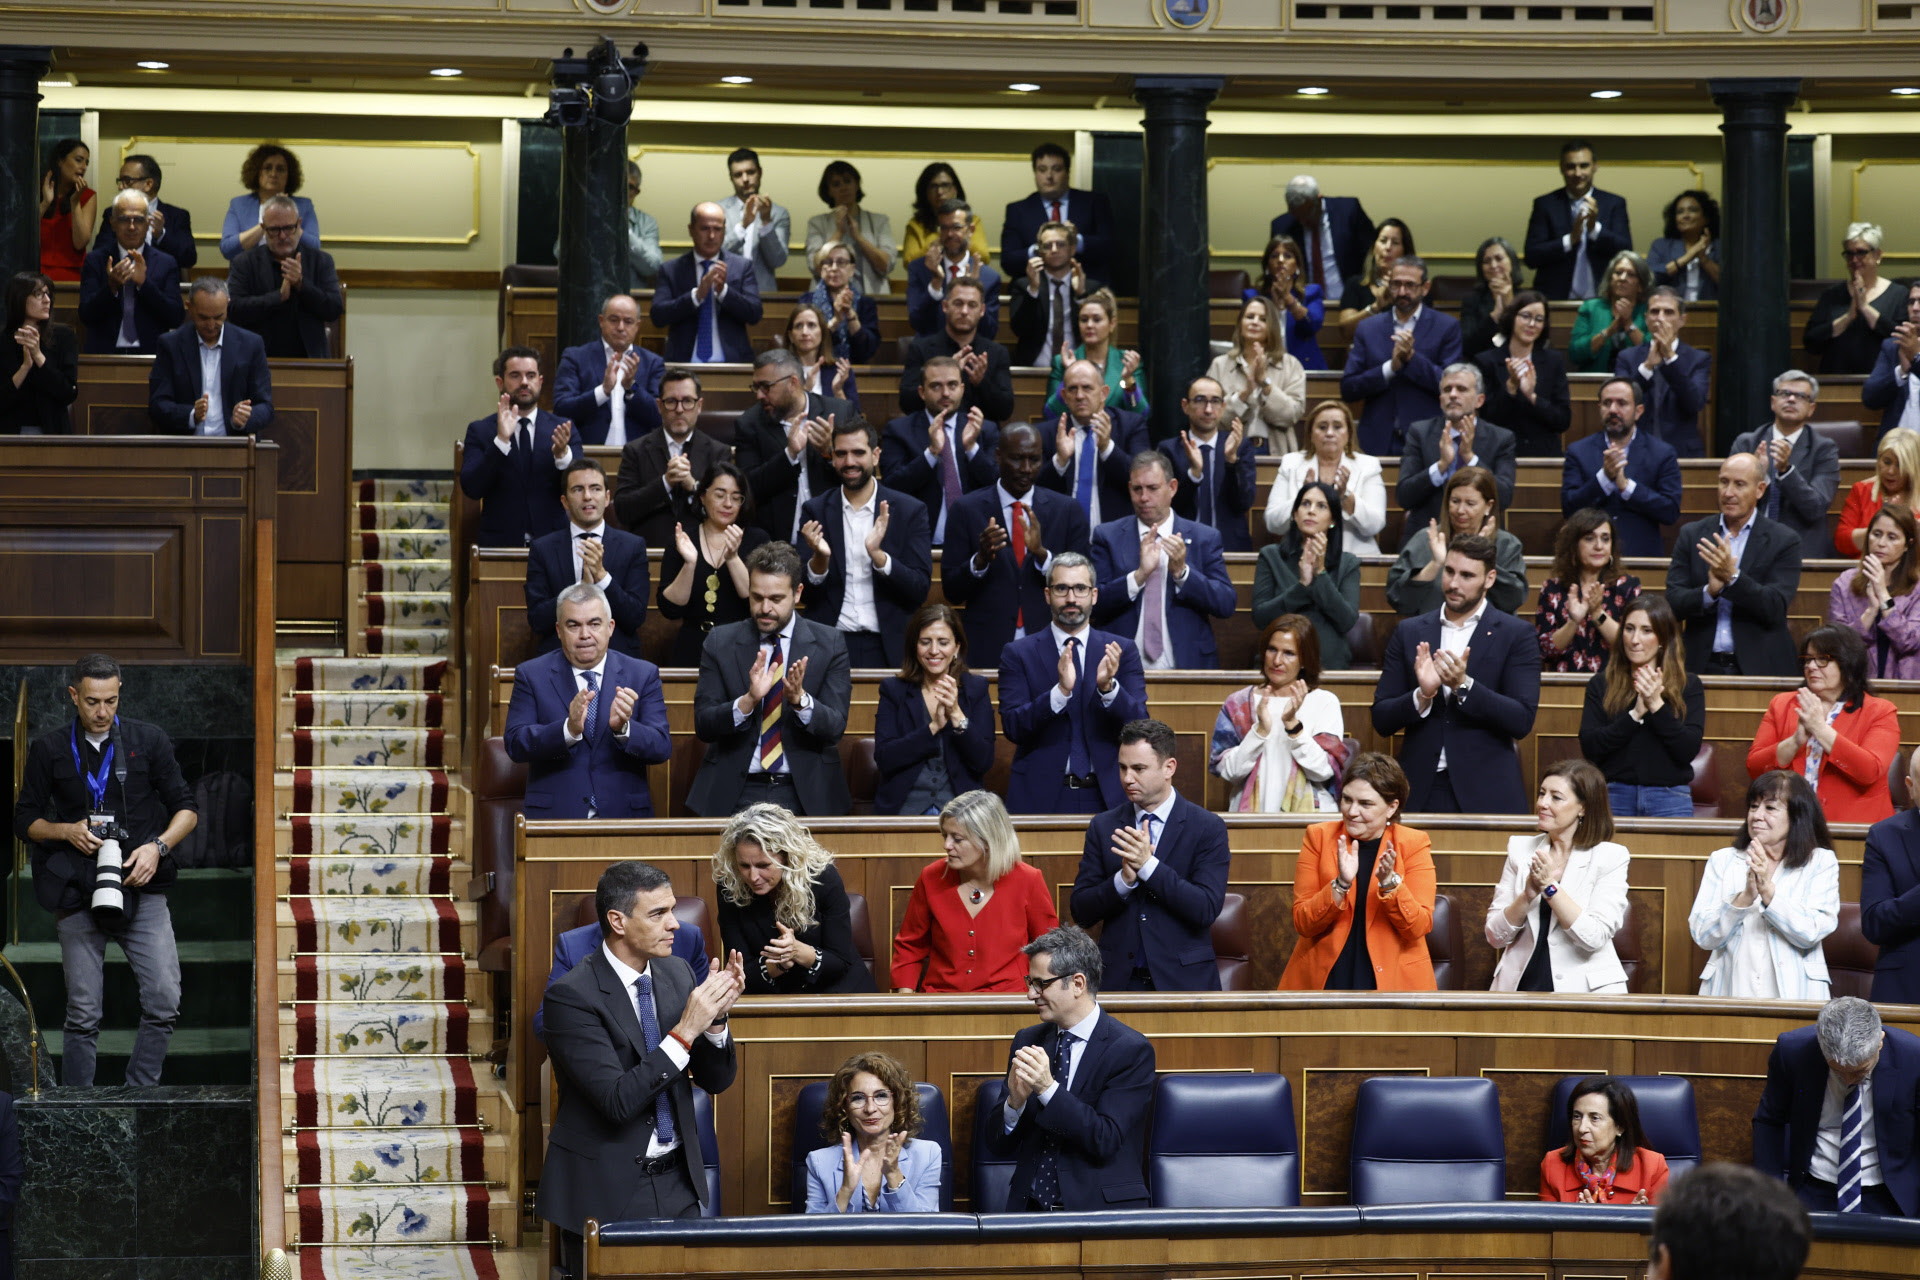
[284,1186,515,1248]
[278,1003,492,1057]
[358,559,455,596]
[278,728,447,770]
[354,626,452,660]
[363,593,454,631]
[11,868,253,944]
[280,1059,511,1133]
[358,529,452,562]
[280,1129,509,1189]
[285,690,451,731]
[43,1026,251,1086]
[276,814,458,860]
[276,901,477,958]
[277,953,469,1003]
[355,501,450,534]
[282,656,448,695]
[275,769,453,818]
[356,478,455,505]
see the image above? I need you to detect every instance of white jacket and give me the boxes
[1486,835,1631,993]
[1264,450,1387,556]
[1689,844,1838,1000]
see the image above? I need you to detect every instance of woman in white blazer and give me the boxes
[1264,401,1387,556]
[1688,770,1839,1001]
[1487,760,1632,994]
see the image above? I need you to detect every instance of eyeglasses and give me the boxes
[1772,389,1815,404]
[1187,396,1225,409]
[750,377,795,394]
[1046,584,1094,598]
[1803,654,1835,669]
[1024,974,1068,994]
[1843,248,1877,259]
[263,223,302,236]
[660,396,701,410]
[114,176,152,189]
[846,1091,893,1109]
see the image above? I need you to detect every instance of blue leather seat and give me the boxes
[1545,1075,1702,1180]
[692,1086,721,1217]
[1349,1077,1506,1205]
[970,1079,1019,1213]
[788,1079,954,1212]
[1148,1073,1299,1207]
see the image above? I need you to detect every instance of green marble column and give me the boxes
[1710,78,1800,455]
[0,47,51,285]
[1134,76,1222,444]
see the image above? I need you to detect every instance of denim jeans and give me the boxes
[55,894,181,1087]
[1606,782,1695,819]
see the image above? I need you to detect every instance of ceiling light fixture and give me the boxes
[1590,89,1623,99]
[1297,86,1330,96]
[1893,87,1920,96]
[137,61,169,70]
[1009,82,1041,92]
[721,75,753,85]
[429,67,462,77]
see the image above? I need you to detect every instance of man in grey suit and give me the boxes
[1394,363,1517,548]
[1729,369,1841,562]
[687,541,853,817]
[719,147,790,290]
[539,859,744,1280]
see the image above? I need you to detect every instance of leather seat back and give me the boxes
[1349,1076,1505,1205]
[1148,1073,1299,1207]
[1823,902,1880,1000]
[1545,1075,1702,1180]
[970,1078,1019,1212]
[1213,893,1250,990]
[788,1079,953,1211]
[1427,893,1464,991]
[474,736,528,970]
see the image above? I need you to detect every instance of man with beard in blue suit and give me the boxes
[1090,452,1235,670]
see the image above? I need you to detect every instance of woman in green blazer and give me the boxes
[1567,251,1652,373]
[1042,288,1148,417]
[1252,481,1361,670]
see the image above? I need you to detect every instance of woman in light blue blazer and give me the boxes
[804,1051,942,1213]
[220,143,320,261]
[1689,770,1839,1000]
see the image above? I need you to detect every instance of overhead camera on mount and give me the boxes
[545,38,649,129]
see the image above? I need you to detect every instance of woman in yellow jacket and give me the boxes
[1279,752,1438,991]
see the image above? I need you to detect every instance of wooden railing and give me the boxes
[253,513,285,1254]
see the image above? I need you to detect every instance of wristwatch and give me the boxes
[152,838,170,859]
[1543,883,1559,900]
[1377,872,1403,896]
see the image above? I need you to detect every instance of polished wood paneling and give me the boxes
[0,437,273,662]
[70,355,354,628]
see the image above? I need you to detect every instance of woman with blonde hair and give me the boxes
[1264,400,1387,555]
[1806,222,1910,375]
[890,790,1057,992]
[1206,295,1306,447]
[712,803,874,994]
[1043,288,1146,416]
[1834,426,1920,556]
[804,1050,941,1213]
[1830,503,1920,679]
[1568,251,1651,372]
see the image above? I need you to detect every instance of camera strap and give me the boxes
[70,721,114,814]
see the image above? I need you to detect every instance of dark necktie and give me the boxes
[119,267,138,344]
[1028,1029,1072,1207]
[1197,442,1215,528]
[1306,226,1324,287]
[695,261,717,361]
[938,421,965,517]
[576,529,599,582]
[632,972,678,1146]
[516,417,532,464]
[1064,638,1090,776]
[1050,280,1068,354]
[1838,1084,1865,1213]
[581,669,600,745]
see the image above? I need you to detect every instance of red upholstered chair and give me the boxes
[1690,743,1724,818]
[1213,893,1251,991]
[1427,893,1464,991]
[841,737,878,816]
[846,892,876,984]
[1823,902,1880,1000]
[474,736,528,974]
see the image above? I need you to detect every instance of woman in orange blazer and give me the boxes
[1746,624,1901,825]
[1279,752,1436,991]
[1539,1076,1670,1205]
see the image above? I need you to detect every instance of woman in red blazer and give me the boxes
[1747,625,1901,825]
[889,790,1058,992]
[1833,429,1920,556]
[1539,1076,1670,1204]
[1279,752,1436,991]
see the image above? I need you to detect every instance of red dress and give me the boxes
[39,188,94,281]
[1539,1147,1669,1203]
[889,860,1058,992]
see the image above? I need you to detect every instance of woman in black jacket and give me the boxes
[0,272,78,434]
[1473,289,1569,458]
[873,604,995,816]
[712,803,876,995]
[1577,595,1705,819]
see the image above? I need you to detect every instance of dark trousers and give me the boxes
[842,630,890,669]
[733,771,802,814]
[1047,784,1107,816]
[1422,770,1461,814]
[1797,1175,1903,1216]
[558,1162,700,1278]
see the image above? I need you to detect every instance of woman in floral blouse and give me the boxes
[1535,508,1640,673]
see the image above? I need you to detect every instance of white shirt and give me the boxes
[559,653,628,754]
[598,943,731,1159]
[1810,1068,1884,1187]
[592,342,634,449]
[490,412,571,471]
[805,486,893,634]
[782,405,815,543]
[1122,515,1190,670]
[1379,305,1424,381]
[196,327,225,437]
[1901,365,1920,434]
[972,484,1052,643]
[730,615,816,766]
[1593,427,1640,501]
[1003,1003,1103,1129]
[1415,594,1489,772]
[922,252,984,305]
[1047,622,1122,717]
[1049,420,1117,526]
[568,520,613,590]
[1706,514,1755,654]
[1032,269,1076,368]
[1112,791,1176,898]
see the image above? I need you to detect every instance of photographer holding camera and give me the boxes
[10,654,196,1087]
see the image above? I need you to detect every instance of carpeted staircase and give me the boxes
[275,479,512,1279]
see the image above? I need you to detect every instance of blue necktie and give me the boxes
[695,261,717,362]
[1027,1030,1072,1207]
[582,669,600,745]
[633,973,678,1146]
[1064,638,1089,777]
[1074,426,1098,514]
[1838,1084,1865,1213]
[119,269,138,345]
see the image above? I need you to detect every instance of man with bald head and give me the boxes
[78,188,183,355]
[1036,358,1149,529]
[650,201,762,364]
[1664,451,1803,677]
[554,292,665,448]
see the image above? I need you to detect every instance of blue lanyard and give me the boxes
[70,721,114,812]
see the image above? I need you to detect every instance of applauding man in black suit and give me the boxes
[526,458,650,657]
[799,419,933,669]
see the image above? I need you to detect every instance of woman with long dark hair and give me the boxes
[1459,235,1524,358]
[1535,508,1639,673]
[901,163,989,266]
[37,139,96,281]
[1746,625,1900,824]
[1251,482,1361,669]
[1244,235,1327,370]
[785,302,856,402]
[1210,615,1350,814]
[1487,760,1631,995]
[1474,289,1571,457]
[1337,217,1414,333]
[0,272,79,434]
[1689,770,1839,1000]
[1539,1076,1669,1204]
[1579,596,1705,820]
[658,462,770,666]
[872,604,995,817]
[1648,190,1721,302]
[1830,502,1920,679]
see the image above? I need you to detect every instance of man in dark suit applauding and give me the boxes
[148,278,273,436]
[1070,720,1230,992]
[650,203,763,364]
[1037,359,1150,530]
[1664,452,1802,677]
[1371,535,1541,813]
[942,424,1090,671]
[504,583,671,819]
[534,911,708,1043]
[459,346,581,548]
[1560,378,1683,558]
[906,198,1001,339]
[1162,377,1257,553]
[1395,364,1517,549]
[79,189,182,355]
[1863,752,1920,1005]
[225,195,343,358]
[539,860,744,1279]
[527,459,650,657]
[1753,996,1920,1217]
[1616,287,1712,457]
[799,418,933,668]
[999,553,1147,815]
[1523,141,1633,302]
[553,293,665,448]
[93,153,196,270]
[898,277,1015,424]
[883,357,1000,545]
[733,349,851,546]
[613,369,728,550]
[1090,452,1235,670]
[983,924,1153,1211]
[1341,257,1462,456]
[1000,143,1118,282]
[687,541,852,817]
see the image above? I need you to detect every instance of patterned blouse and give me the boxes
[1534,575,1641,673]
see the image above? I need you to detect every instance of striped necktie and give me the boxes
[632,973,677,1145]
[1838,1083,1865,1213]
[758,639,785,772]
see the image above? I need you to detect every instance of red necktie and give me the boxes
[1306,228,1324,287]
[1010,501,1027,631]
[1049,201,1061,224]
